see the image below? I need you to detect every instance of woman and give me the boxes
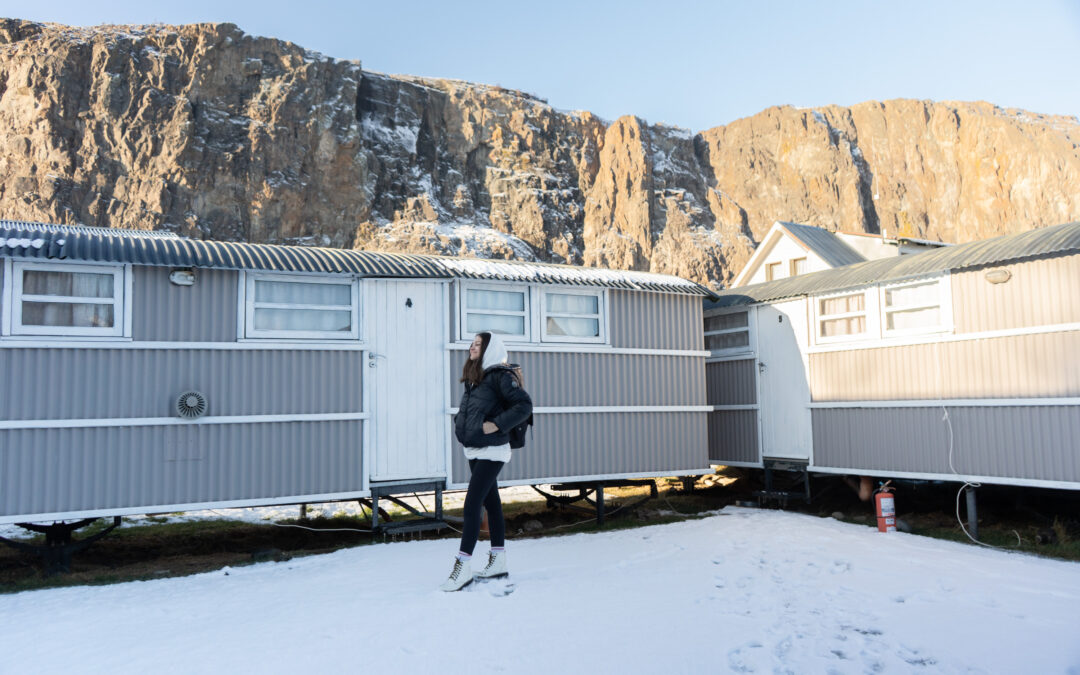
[441,331,532,591]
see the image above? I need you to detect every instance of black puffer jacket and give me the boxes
[455,364,533,448]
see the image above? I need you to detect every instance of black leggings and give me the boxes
[458,459,505,556]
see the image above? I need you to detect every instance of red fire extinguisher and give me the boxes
[875,481,896,533]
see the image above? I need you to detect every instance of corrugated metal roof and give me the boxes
[708,221,1080,308]
[0,220,711,296]
[778,221,866,267]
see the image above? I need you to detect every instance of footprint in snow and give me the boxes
[830,560,852,574]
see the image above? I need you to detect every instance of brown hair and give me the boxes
[460,332,491,386]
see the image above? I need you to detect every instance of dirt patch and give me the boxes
[1,472,1076,592]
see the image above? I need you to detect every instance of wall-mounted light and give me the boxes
[984,268,1012,285]
[169,269,196,286]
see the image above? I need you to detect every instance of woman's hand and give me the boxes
[482,421,499,434]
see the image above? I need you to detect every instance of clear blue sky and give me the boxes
[3,0,1078,131]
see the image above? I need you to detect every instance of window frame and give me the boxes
[241,271,360,341]
[7,260,130,338]
[703,308,755,356]
[879,275,952,338]
[457,281,532,343]
[813,288,875,345]
[539,287,606,344]
[790,257,807,276]
[765,261,782,282]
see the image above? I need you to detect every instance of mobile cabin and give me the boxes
[0,221,713,527]
[705,221,1080,491]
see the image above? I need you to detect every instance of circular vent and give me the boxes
[175,391,208,419]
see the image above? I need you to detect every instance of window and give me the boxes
[765,261,782,282]
[541,289,604,343]
[10,261,127,337]
[790,257,807,276]
[243,274,358,340]
[881,278,947,335]
[460,284,528,339]
[816,291,868,341]
[704,310,752,353]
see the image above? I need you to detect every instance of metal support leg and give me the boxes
[966,485,978,541]
[371,494,380,531]
[596,483,605,527]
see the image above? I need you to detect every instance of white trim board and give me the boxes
[711,405,759,412]
[810,398,1080,409]
[807,466,1080,492]
[0,340,370,350]
[707,460,764,469]
[0,412,370,431]
[446,343,710,357]
[0,490,377,526]
[446,406,712,415]
[706,354,756,364]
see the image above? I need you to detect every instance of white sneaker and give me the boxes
[476,549,508,580]
[439,557,473,592]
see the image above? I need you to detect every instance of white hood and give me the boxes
[482,332,509,371]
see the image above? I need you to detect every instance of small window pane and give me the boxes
[821,316,865,337]
[704,312,748,332]
[791,258,807,275]
[22,301,114,328]
[546,316,600,337]
[885,282,938,309]
[23,270,113,298]
[467,289,524,312]
[887,307,940,331]
[546,293,598,315]
[253,308,352,332]
[255,280,351,306]
[706,331,750,350]
[466,313,525,336]
[820,293,864,315]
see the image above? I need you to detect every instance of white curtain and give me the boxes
[22,270,114,328]
[252,280,352,332]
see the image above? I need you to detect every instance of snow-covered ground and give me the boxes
[2,508,1078,674]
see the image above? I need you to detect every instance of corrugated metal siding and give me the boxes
[0,349,364,420]
[133,266,238,342]
[809,331,1080,401]
[952,256,1080,334]
[451,412,708,484]
[449,352,706,408]
[0,420,365,516]
[706,360,757,405]
[812,406,1080,484]
[610,291,703,350]
[708,410,758,464]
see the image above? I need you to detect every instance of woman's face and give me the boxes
[469,335,483,361]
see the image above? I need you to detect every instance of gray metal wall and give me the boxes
[452,412,707,484]
[450,351,705,407]
[952,255,1080,334]
[708,410,758,464]
[809,331,1080,401]
[0,348,364,419]
[706,360,757,405]
[610,291,703,350]
[134,267,239,342]
[0,420,364,517]
[705,359,759,464]
[812,406,1080,484]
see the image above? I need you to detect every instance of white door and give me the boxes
[368,280,448,482]
[756,299,812,461]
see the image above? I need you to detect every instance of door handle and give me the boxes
[368,352,385,368]
[758,361,767,374]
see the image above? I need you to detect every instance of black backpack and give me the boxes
[499,366,533,450]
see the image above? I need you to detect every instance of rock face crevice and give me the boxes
[1,19,1079,288]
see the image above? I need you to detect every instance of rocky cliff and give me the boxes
[2,19,1079,288]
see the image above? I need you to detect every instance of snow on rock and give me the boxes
[1,508,1078,674]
